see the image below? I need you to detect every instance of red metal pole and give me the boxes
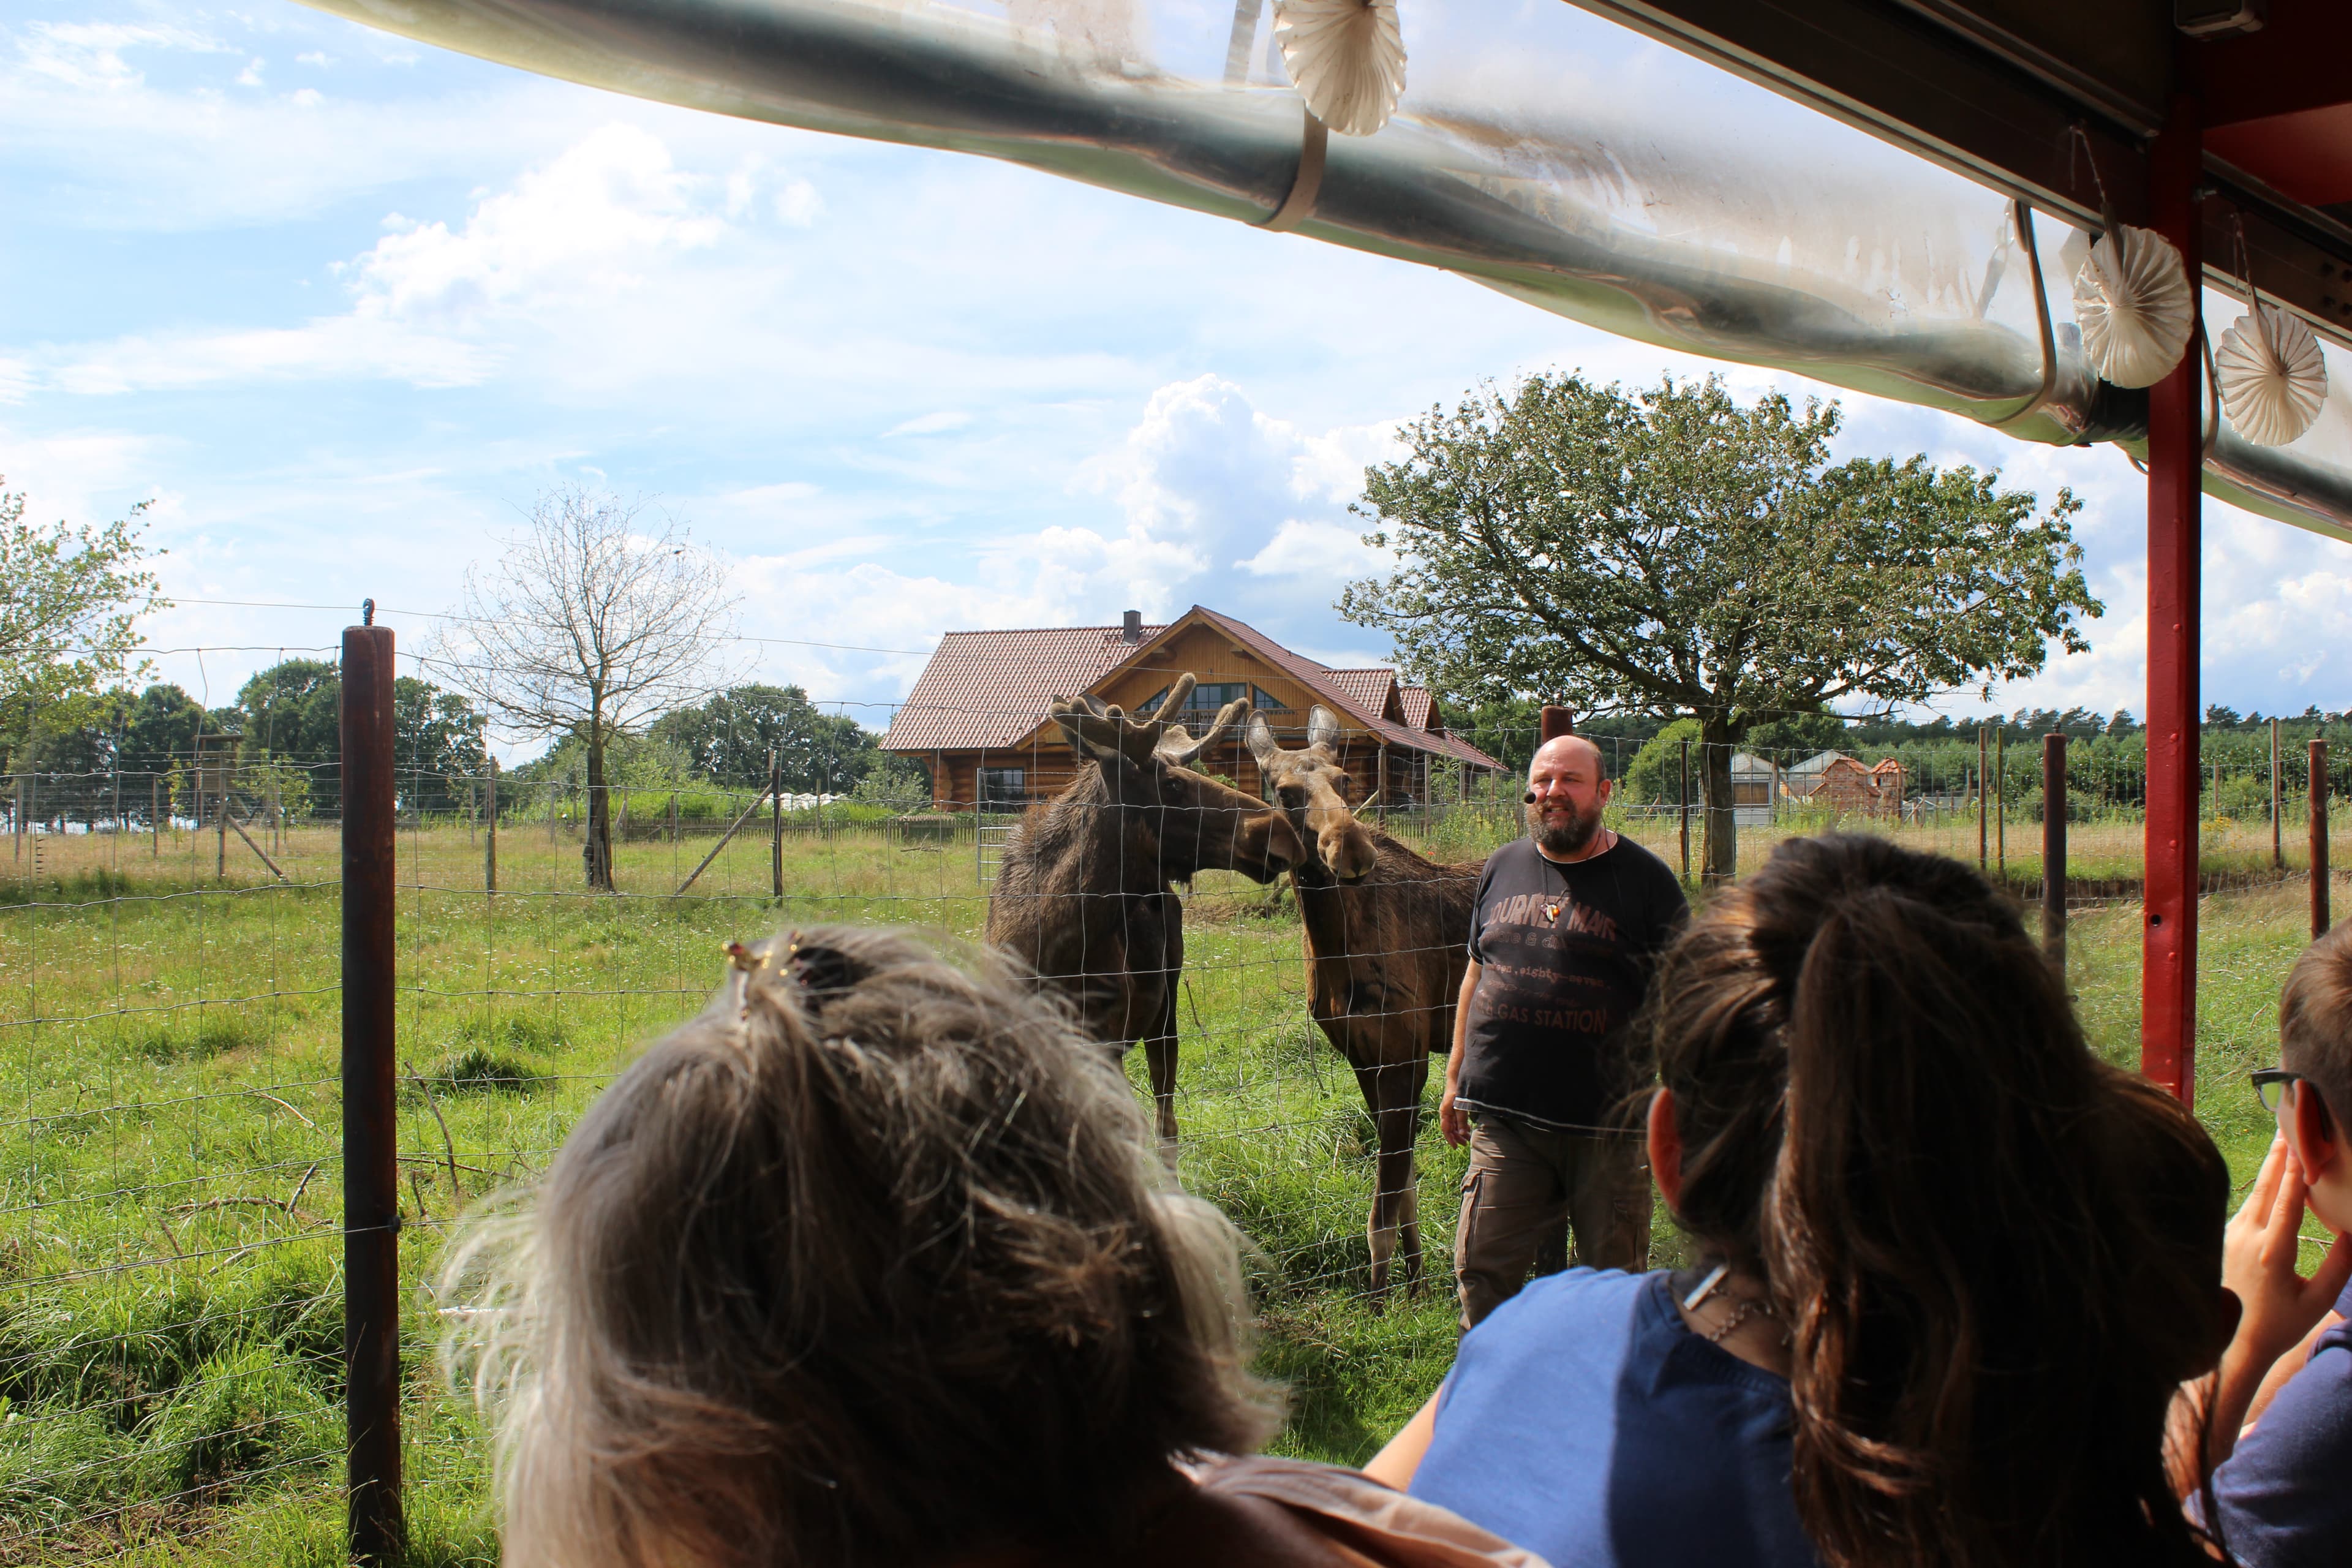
[2143,89,2203,1107]
[341,623,405,1562]
[1539,704,1575,742]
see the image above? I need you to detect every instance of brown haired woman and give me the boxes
[440,925,1547,1568]
[1368,833,2237,1568]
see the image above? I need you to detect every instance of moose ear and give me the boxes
[1307,706,1341,752]
[1245,712,1280,769]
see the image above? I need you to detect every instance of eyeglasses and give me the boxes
[2252,1068,2337,1135]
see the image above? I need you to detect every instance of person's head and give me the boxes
[1525,735,1610,856]
[1641,833,2230,1568]
[443,926,1280,1568]
[2275,921,2352,1232]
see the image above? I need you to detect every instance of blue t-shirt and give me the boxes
[2205,1280,2352,1568]
[1409,1267,1818,1568]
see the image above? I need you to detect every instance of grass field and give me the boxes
[0,804,2342,1564]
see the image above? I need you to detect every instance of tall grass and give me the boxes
[0,815,2337,1562]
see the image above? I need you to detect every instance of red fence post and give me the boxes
[341,622,404,1563]
[1539,705,1575,743]
[2315,738,2332,939]
[2142,87,2203,1107]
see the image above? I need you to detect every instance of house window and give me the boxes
[978,767,1026,807]
[1136,682,1284,716]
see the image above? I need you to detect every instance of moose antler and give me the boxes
[1052,673,1249,769]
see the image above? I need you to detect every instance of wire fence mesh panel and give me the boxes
[4,661,2349,1560]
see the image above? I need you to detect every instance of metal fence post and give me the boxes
[485,755,499,897]
[2315,738,2332,939]
[340,622,404,1564]
[151,775,160,858]
[2043,733,2067,971]
[770,753,783,900]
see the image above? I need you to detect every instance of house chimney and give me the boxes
[1122,609,1143,644]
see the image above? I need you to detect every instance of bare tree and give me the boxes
[428,486,739,889]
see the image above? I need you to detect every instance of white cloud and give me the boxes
[296,50,331,68]
[14,21,225,89]
[884,411,970,437]
[236,56,263,87]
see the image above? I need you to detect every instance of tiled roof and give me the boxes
[1325,668,1396,718]
[880,624,1166,752]
[879,606,1500,770]
[1191,608,1499,769]
[1398,687,1434,731]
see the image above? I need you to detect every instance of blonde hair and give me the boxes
[442,925,1281,1568]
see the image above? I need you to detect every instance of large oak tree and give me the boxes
[1338,374,2100,875]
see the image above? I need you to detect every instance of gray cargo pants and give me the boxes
[1453,1113,1653,1331]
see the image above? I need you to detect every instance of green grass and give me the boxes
[0,813,2340,1562]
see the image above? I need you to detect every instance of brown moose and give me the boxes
[1248,706,1480,1298]
[986,673,1305,1144]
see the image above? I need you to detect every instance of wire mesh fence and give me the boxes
[1,640,2346,1561]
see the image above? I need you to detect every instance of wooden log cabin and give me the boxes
[881,605,1499,811]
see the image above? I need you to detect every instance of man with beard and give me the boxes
[1439,734,1687,1329]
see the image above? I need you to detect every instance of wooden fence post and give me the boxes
[151,776,160,858]
[2315,739,2332,938]
[2043,733,2067,971]
[2272,717,2284,869]
[770,753,783,900]
[340,621,405,1564]
[1678,739,1691,885]
[1977,726,1988,870]
[1995,728,2006,881]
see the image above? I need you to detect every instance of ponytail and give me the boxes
[1649,835,2227,1568]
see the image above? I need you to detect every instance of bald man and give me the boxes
[1439,734,1688,1329]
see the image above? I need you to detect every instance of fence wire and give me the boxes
[1,668,2346,1562]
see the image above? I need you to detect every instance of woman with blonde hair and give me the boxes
[443,925,1544,1568]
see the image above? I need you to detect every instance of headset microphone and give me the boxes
[1523,791,1538,804]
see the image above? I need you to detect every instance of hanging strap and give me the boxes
[1989,197,2058,430]
[1257,107,1328,233]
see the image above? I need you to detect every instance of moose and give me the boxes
[986,673,1305,1144]
[1248,706,1480,1299]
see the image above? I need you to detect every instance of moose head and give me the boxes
[1246,705,1380,884]
[1049,673,1303,884]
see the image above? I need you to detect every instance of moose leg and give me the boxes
[1354,1050,1428,1305]
[1145,981,1181,1150]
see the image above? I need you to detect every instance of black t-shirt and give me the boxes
[1460,834,1689,1133]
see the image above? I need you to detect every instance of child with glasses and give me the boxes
[2193,921,2352,1567]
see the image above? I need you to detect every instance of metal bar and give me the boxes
[1539,706,1575,743]
[339,621,404,1564]
[2043,732,2066,972]
[2315,738,2332,939]
[2142,88,2204,1107]
[676,781,772,896]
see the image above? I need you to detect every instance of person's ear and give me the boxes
[2288,1081,2342,1185]
[1648,1087,1684,1212]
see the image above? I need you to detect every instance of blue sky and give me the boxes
[5,2,2347,753]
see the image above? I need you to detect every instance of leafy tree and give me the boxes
[1339,374,2100,876]
[394,677,489,811]
[0,480,168,767]
[238,660,341,765]
[423,486,737,890]
[1622,718,1703,806]
[652,684,875,792]
[119,684,205,774]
